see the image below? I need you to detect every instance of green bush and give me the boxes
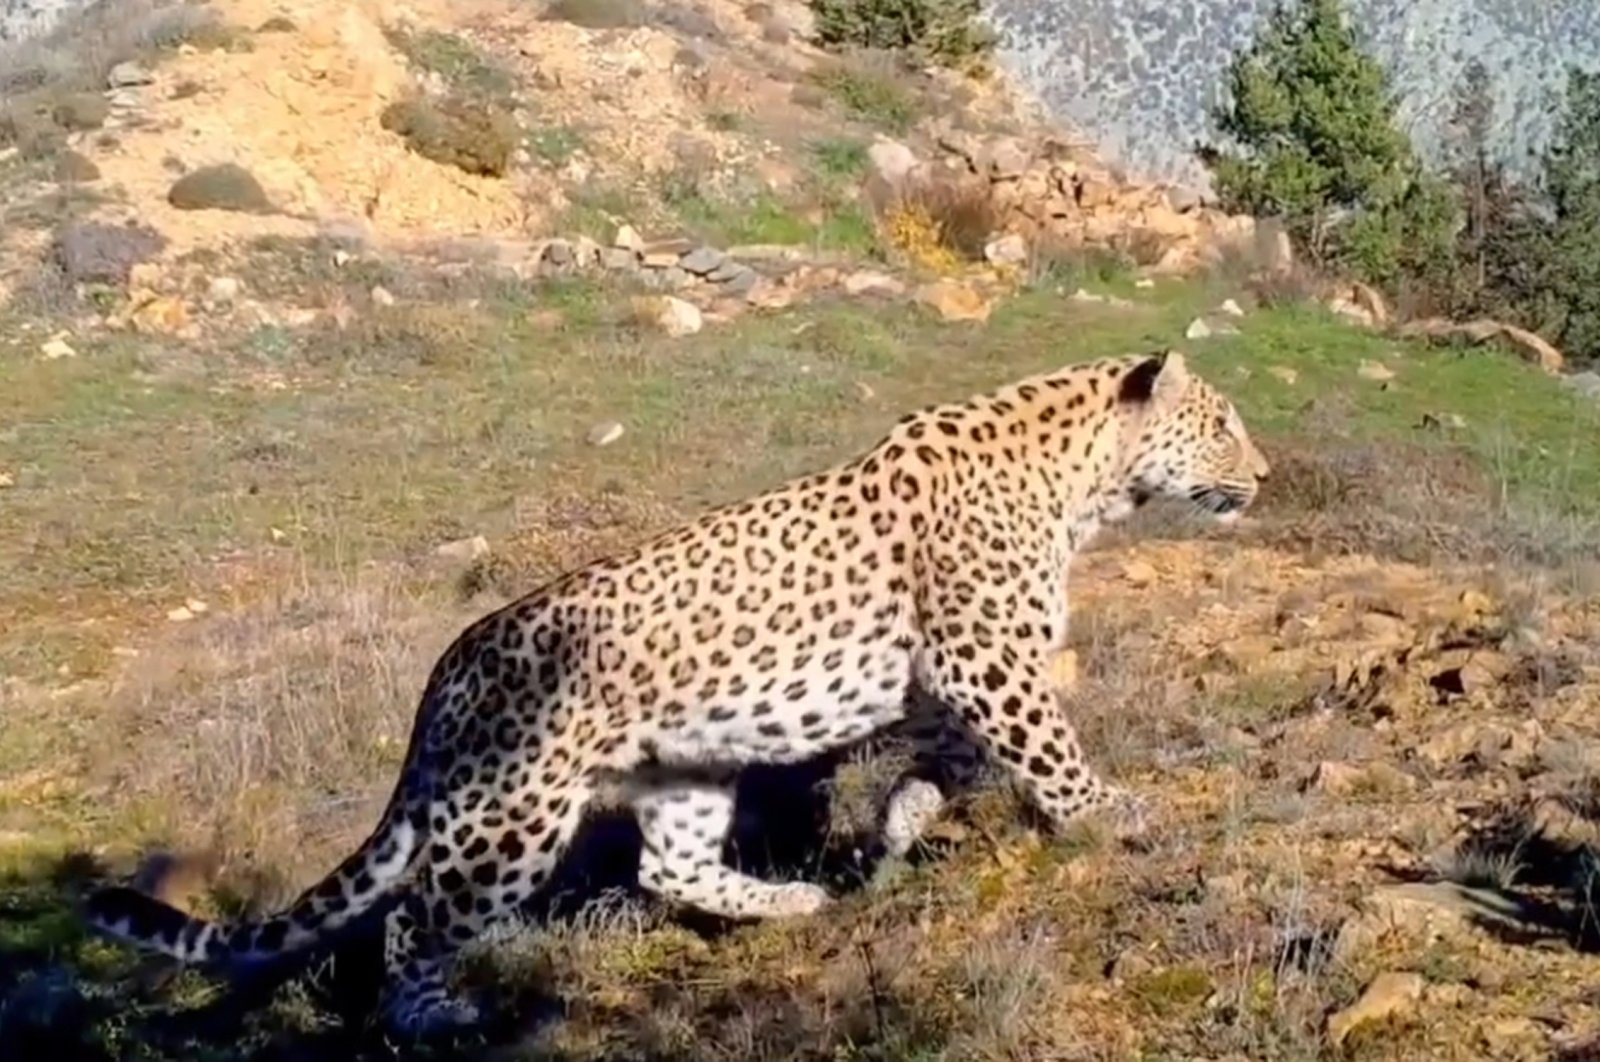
[1197,0,1459,289]
[808,0,994,71]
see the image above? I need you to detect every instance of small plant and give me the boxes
[881,201,959,273]
[809,0,995,72]
[528,124,585,168]
[807,55,920,133]
[381,95,519,178]
[167,163,275,213]
[383,25,516,100]
[809,136,869,181]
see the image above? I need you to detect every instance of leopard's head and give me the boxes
[1113,349,1270,523]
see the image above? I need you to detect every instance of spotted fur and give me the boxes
[84,348,1269,1035]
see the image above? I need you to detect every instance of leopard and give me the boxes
[85,347,1270,1036]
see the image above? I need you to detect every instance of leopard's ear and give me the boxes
[1119,349,1190,413]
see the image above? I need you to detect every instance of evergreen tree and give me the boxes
[1198,0,1458,287]
[1540,68,1600,362]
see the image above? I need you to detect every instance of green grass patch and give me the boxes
[807,57,922,133]
[382,25,517,100]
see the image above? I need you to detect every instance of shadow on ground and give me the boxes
[0,753,943,1060]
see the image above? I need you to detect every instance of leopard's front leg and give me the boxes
[917,625,1147,840]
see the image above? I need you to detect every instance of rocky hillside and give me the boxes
[12,0,1600,191]
[989,0,1600,188]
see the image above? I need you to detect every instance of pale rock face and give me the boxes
[985,0,1600,189]
[0,0,77,42]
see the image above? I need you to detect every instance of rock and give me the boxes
[704,258,745,283]
[541,239,574,267]
[642,250,680,269]
[1397,317,1565,374]
[1122,559,1158,587]
[55,221,167,285]
[1349,281,1390,328]
[435,535,491,562]
[1075,174,1118,209]
[1267,365,1298,385]
[842,270,905,297]
[207,277,241,304]
[587,421,625,447]
[1300,760,1363,795]
[613,224,645,252]
[983,138,1030,180]
[1564,370,1600,400]
[370,285,396,308]
[1428,652,1508,700]
[1301,759,1413,796]
[1184,317,1213,340]
[983,233,1028,268]
[1134,277,1155,289]
[716,264,760,296]
[0,471,12,489]
[745,277,797,310]
[1326,972,1423,1047]
[1358,360,1396,382]
[599,247,638,271]
[1164,185,1203,213]
[678,246,725,275]
[634,295,703,337]
[128,295,190,335]
[913,279,993,323]
[107,61,155,88]
[1217,298,1245,317]
[1328,292,1378,327]
[166,605,195,622]
[1067,288,1134,308]
[649,266,694,291]
[868,138,918,186]
[39,336,77,359]
[571,236,601,269]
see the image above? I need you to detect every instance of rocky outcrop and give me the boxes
[1398,317,1566,375]
[881,130,1264,275]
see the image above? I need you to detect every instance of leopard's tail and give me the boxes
[84,777,427,968]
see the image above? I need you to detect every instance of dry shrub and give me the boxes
[1201,235,1328,309]
[100,574,473,900]
[873,175,996,271]
[380,94,518,178]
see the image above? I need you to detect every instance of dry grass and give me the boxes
[4,269,1600,1058]
[96,570,474,907]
